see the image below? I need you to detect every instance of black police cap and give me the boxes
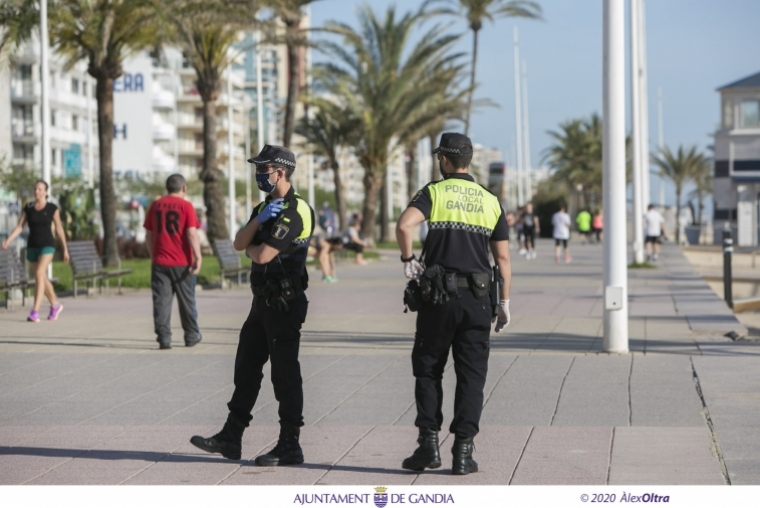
[432,133,473,156]
[247,144,296,169]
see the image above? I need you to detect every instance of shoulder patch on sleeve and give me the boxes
[272,223,290,239]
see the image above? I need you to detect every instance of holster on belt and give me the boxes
[252,273,307,301]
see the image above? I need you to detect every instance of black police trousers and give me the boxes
[227,293,308,428]
[413,289,491,439]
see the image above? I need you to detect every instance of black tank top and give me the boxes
[523,213,535,228]
[25,202,57,248]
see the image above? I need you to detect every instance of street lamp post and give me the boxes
[513,27,524,207]
[255,31,266,203]
[40,0,51,186]
[227,64,235,241]
[630,0,645,264]
[603,0,629,353]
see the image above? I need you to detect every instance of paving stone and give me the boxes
[608,427,723,484]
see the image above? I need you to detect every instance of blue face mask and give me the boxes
[255,171,278,193]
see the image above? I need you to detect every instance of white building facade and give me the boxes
[713,71,760,246]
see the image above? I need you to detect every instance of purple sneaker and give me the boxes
[27,309,40,323]
[48,303,64,321]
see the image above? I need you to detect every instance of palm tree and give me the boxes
[159,0,264,240]
[319,4,465,241]
[543,114,603,209]
[1,0,160,266]
[271,0,317,147]
[689,158,712,227]
[652,145,706,244]
[294,98,353,231]
[443,0,541,135]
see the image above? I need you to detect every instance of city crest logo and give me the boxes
[374,486,388,508]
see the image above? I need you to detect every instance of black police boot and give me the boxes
[401,428,442,471]
[451,436,478,475]
[190,413,245,460]
[254,423,304,466]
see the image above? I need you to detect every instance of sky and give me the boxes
[311,0,760,207]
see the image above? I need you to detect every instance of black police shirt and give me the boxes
[247,188,310,284]
[408,173,509,275]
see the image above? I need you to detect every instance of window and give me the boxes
[72,115,79,131]
[723,99,733,129]
[51,110,56,127]
[72,78,79,94]
[741,100,760,128]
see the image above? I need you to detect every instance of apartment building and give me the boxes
[4,35,98,180]
[713,70,760,246]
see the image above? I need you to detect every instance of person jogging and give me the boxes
[2,180,69,322]
[552,205,572,263]
[521,203,539,259]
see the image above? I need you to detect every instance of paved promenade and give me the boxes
[1,240,759,485]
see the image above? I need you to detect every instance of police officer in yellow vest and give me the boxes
[191,145,314,466]
[396,133,512,475]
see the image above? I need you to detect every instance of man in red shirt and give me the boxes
[143,174,203,349]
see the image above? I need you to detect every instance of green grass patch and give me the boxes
[50,255,249,292]
[628,262,657,269]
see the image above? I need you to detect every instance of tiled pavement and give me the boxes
[1,240,758,485]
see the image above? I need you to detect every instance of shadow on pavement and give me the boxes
[0,446,236,465]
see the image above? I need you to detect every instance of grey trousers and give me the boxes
[151,265,201,345]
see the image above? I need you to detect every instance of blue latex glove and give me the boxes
[258,198,284,223]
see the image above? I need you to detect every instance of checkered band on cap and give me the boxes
[438,146,464,154]
[275,157,296,168]
[429,221,493,236]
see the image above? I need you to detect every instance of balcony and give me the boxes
[11,121,36,143]
[10,80,36,103]
[152,146,176,173]
[177,114,202,130]
[152,82,175,109]
[178,140,203,157]
[152,117,176,141]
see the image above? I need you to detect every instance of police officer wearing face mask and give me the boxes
[190,145,314,466]
[396,133,512,475]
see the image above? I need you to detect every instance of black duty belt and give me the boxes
[252,273,308,300]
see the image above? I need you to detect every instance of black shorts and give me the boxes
[555,239,568,248]
[645,235,660,244]
[343,242,364,253]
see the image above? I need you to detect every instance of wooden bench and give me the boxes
[68,240,133,298]
[213,238,249,289]
[0,248,29,309]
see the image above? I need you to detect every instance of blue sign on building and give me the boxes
[64,143,82,178]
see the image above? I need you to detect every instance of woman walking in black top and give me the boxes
[2,180,69,322]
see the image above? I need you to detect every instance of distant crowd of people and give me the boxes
[504,203,605,264]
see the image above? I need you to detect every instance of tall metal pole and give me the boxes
[521,60,532,202]
[255,31,266,203]
[306,4,315,209]
[227,65,235,240]
[657,86,665,207]
[638,0,651,212]
[244,96,252,219]
[513,27,524,207]
[603,0,629,353]
[630,0,645,264]
[40,0,51,185]
[87,76,94,188]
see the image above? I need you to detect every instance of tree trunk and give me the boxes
[331,160,347,232]
[200,97,228,240]
[464,27,479,136]
[360,170,382,242]
[429,133,440,181]
[380,178,389,243]
[407,148,417,201]
[283,20,301,147]
[697,194,705,226]
[675,184,682,245]
[95,74,119,267]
